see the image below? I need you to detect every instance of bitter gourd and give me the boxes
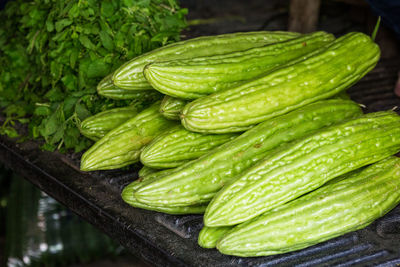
[140,125,238,169]
[122,171,206,215]
[159,96,187,120]
[204,111,400,227]
[79,106,138,141]
[198,226,232,249]
[97,74,163,100]
[134,99,362,206]
[181,32,380,133]
[112,31,301,90]
[80,102,177,171]
[138,166,158,178]
[144,31,334,99]
[217,156,400,256]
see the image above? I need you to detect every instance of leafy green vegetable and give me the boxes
[0,0,187,152]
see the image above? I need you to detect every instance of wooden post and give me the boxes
[288,0,321,33]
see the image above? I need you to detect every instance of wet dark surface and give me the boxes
[1,0,400,266]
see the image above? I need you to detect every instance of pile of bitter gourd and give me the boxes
[79,30,400,257]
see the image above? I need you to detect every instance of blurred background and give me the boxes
[0,0,399,266]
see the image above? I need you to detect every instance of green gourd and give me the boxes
[138,165,158,178]
[159,96,187,120]
[198,226,232,249]
[140,125,238,169]
[181,32,380,133]
[111,31,301,90]
[134,99,362,206]
[80,102,177,171]
[144,31,334,99]
[204,111,400,227]
[217,156,400,256]
[79,106,138,141]
[97,74,163,100]
[122,168,206,215]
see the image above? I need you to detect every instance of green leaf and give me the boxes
[55,19,73,32]
[50,60,63,81]
[5,104,27,117]
[63,96,79,117]
[44,87,64,101]
[64,125,81,149]
[0,126,19,138]
[46,19,54,32]
[69,48,79,69]
[101,1,116,17]
[99,30,114,51]
[61,74,78,90]
[79,34,96,50]
[39,104,64,137]
[68,3,80,18]
[33,106,51,116]
[50,122,65,144]
[86,59,110,78]
[75,101,91,121]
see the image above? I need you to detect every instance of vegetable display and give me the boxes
[80,102,177,171]
[135,99,362,206]
[181,32,380,133]
[204,111,400,226]
[111,31,301,91]
[144,31,334,99]
[217,157,400,256]
[3,4,399,258]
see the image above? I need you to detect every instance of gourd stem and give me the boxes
[371,16,381,42]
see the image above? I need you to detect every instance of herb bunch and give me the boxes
[0,0,187,152]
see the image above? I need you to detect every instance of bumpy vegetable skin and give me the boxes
[79,106,138,141]
[144,31,334,99]
[138,165,158,178]
[80,102,177,171]
[134,99,362,206]
[181,32,380,133]
[198,226,232,249]
[112,31,301,90]
[97,74,163,100]
[122,168,206,214]
[217,157,400,256]
[159,96,187,120]
[204,111,400,227]
[140,125,238,168]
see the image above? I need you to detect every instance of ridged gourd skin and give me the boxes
[79,106,138,141]
[204,111,400,227]
[159,96,188,120]
[217,156,400,257]
[140,125,239,169]
[144,31,334,99]
[138,165,158,178]
[181,32,380,133]
[97,74,163,100]
[198,226,232,249]
[134,99,362,206]
[122,168,206,214]
[111,31,301,90]
[80,102,177,171]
